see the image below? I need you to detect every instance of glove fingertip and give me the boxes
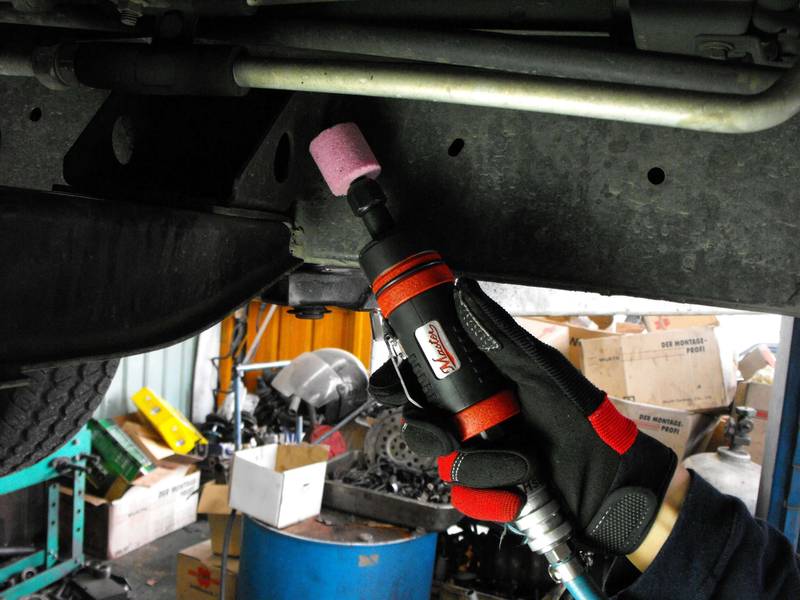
[437,451,459,482]
[437,450,533,487]
[451,486,524,522]
[402,419,458,458]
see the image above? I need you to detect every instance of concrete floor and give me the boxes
[108,520,209,600]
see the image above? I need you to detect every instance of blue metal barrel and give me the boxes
[237,513,437,600]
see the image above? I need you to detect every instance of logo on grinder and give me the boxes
[415,320,461,379]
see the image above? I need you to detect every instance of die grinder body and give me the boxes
[352,176,520,442]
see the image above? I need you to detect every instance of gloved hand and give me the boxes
[370,279,677,555]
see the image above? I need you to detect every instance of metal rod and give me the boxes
[219,508,238,600]
[232,314,286,449]
[237,359,291,373]
[242,304,278,365]
[233,57,800,133]
[233,371,243,451]
[313,398,377,445]
[0,377,30,391]
[209,19,782,95]
[0,547,35,557]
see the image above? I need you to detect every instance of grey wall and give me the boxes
[95,337,198,420]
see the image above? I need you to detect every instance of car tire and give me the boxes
[0,360,118,476]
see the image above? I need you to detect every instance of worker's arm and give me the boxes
[372,278,800,598]
[610,469,800,598]
[627,465,691,572]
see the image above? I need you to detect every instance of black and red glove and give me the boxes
[370,279,677,555]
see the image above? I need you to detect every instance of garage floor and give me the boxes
[107,520,209,600]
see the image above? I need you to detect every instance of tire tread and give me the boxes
[0,360,118,475]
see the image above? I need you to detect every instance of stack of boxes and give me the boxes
[63,388,205,559]
[516,315,734,459]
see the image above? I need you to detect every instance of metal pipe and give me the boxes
[219,509,238,600]
[312,397,377,445]
[0,546,35,557]
[233,57,800,133]
[237,359,291,373]
[242,304,277,365]
[233,370,243,450]
[207,19,782,95]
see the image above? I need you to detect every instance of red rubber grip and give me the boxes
[375,263,455,317]
[454,389,520,441]
[371,251,442,293]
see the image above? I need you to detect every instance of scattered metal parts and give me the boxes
[324,474,461,530]
[337,456,450,504]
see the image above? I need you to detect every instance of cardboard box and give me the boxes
[229,444,328,529]
[738,344,776,382]
[515,318,570,358]
[88,418,155,482]
[116,414,201,467]
[177,540,239,600]
[616,322,647,334]
[197,483,241,557]
[734,381,772,464]
[63,462,200,559]
[611,397,719,459]
[580,327,728,411]
[516,317,618,370]
[643,315,719,332]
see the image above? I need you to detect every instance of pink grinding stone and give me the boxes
[309,122,382,196]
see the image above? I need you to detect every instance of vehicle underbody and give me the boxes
[0,0,799,472]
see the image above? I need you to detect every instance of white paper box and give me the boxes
[63,462,200,559]
[228,444,328,529]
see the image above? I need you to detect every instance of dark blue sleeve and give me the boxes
[611,473,800,599]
